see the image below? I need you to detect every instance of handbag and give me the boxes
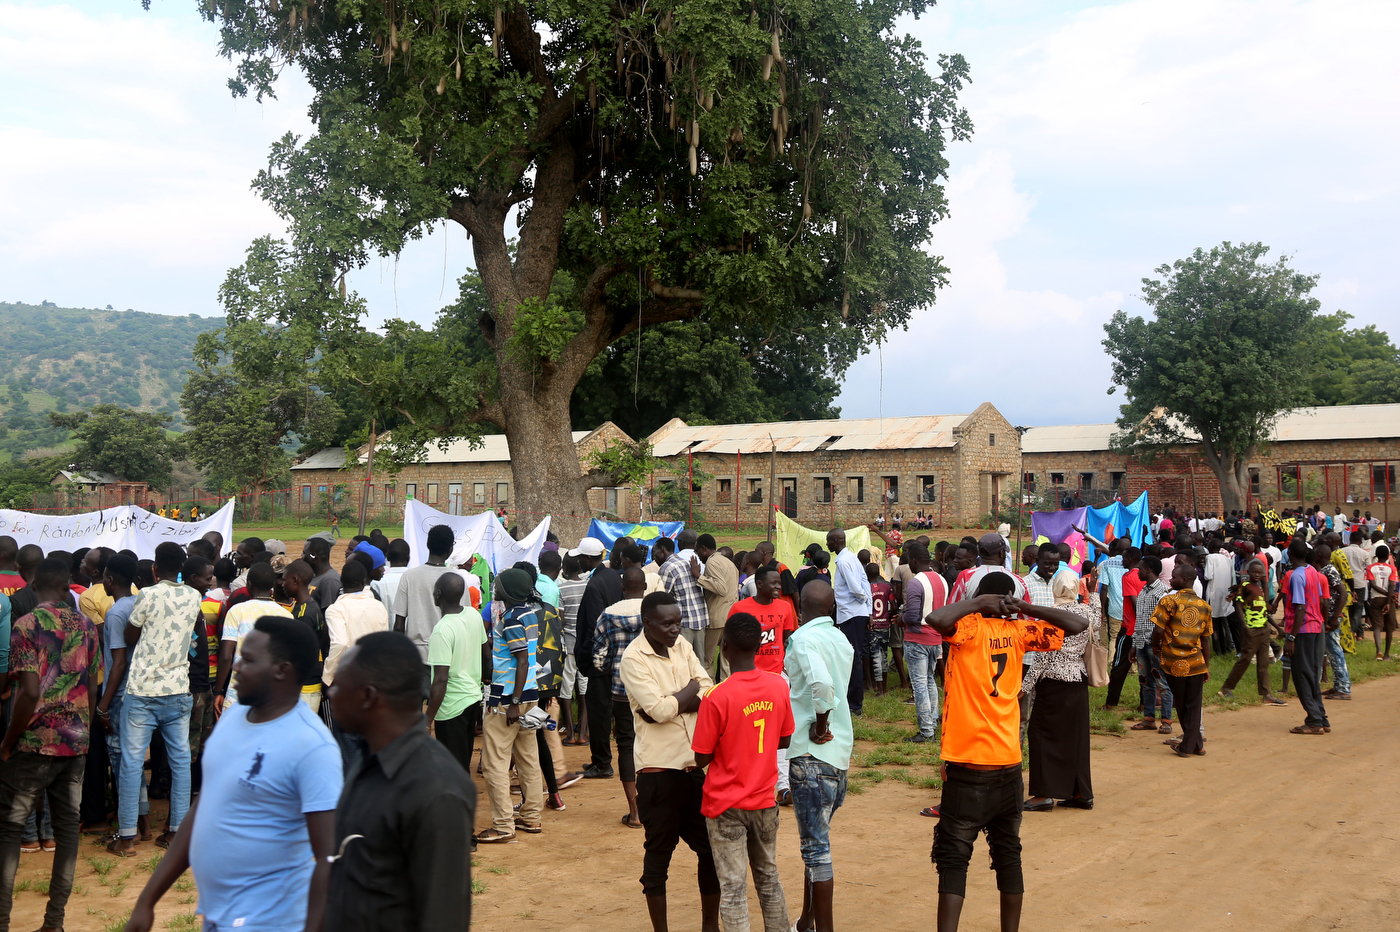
[1083,631,1110,687]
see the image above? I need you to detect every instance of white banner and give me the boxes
[403,499,550,573]
[0,499,236,559]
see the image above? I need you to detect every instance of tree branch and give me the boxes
[647,279,706,301]
[577,468,616,493]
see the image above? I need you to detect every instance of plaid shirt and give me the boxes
[660,554,708,630]
[592,598,645,699]
[1133,579,1170,648]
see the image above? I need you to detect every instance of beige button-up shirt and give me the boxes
[324,589,391,685]
[695,555,739,629]
[620,632,714,770]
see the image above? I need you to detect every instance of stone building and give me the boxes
[643,403,1021,528]
[1021,403,1400,522]
[290,422,635,522]
[49,470,152,509]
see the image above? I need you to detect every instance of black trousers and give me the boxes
[635,768,720,899]
[1291,633,1330,728]
[435,701,482,775]
[1104,629,1134,707]
[837,616,868,713]
[1027,678,1092,801]
[613,699,637,783]
[932,763,1024,898]
[585,674,614,769]
[1164,673,1205,754]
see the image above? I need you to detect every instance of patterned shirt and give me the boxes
[660,553,708,630]
[1024,601,1100,690]
[592,598,645,699]
[1133,579,1171,648]
[488,603,540,711]
[126,579,203,698]
[10,602,102,756]
[1150,588,1214,677]
[558,577,588,651]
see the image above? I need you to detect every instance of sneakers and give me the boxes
[903,733,931,743]
[547,792,567,811]
[557,771,584,790]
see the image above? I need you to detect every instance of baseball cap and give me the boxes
[265,539,287,556]
[567,537,606,558]
[353,541,386,569]
[978,532,1004,550]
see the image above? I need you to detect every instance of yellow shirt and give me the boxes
[620,634,714,770]
[78,586,115,626]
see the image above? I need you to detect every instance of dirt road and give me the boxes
[472,675,1400,931]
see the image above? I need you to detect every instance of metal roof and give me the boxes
[291,447,349,470]
[1022,404,1400,454]
[294,433,593,468]
[649,414,971,457]
[54,469,125,485]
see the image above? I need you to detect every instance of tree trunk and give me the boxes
[497,359,594,543]
[1201,441,1253,514]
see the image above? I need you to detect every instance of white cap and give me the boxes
[567,537,607,558]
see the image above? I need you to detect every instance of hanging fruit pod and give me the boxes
[802,200,812,220]
[762,54,773,82]
[687,119,698,147]
[729,125,743,143]
[689,145,698,176]
[701,91,713,111]
[437,75,446,95]
[771,32,783,63]
[456,59,462,80]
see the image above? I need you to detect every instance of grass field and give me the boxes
[839,633,1399,797]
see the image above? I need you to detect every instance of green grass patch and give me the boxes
[485,865,511,875]
[166,911,200,932]
[86,855,115,877]
[101,914,131,932]
[174,872,194,892]
[471,878,488,895]
[140,853,163,873]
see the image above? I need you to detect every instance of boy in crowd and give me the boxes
[282,560,329,713]
[866,562,893,696]
[728,565,798,805]
[426,572,487,775]
[1365,545,1397,659]
[925,572,1089,932]
[692,613,795,932]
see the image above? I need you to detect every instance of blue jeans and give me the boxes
[120,694,192,838]
[1325,627,1351,693]
[105,695,149,824]
[788,755,846,883]
[1136,644,1173,720]
[905,642,942,737]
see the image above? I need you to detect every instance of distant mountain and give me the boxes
[0,302,224,461]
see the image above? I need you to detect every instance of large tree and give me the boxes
[1102,242,1321,513]
[1301,310,1400,406]
[48,405,184,488]
[201,0,970,537]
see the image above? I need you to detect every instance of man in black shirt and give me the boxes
[572,537,620,779]
[7,545,46,620]
[326,631,475,931]
[182,556,215,793]
[283,560,328,713]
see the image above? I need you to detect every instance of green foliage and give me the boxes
[192,0,971,523]
[0,303,217,461]
[652,457,716,529]
[1102,242,1321,508]
[49,405,184,487]
[180,305,342,494]
[583,440,655,489]
[1302,311,1400,406]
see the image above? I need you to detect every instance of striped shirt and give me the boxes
[558,577,588,650]
[592,598,645,700]
[660,554,708,630]
[1133,579,1170,648]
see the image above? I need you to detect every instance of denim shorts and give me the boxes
[788,754,847,883]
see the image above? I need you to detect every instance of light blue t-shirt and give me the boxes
[188,702,343,931]
[103,595,137,702]
[535,574,561,610]
[488,603,540,710]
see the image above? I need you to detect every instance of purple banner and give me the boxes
[1030,506,1089,574]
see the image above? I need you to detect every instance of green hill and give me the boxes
[0,302,224,461]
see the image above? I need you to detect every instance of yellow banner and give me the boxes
[1256,507,1298,538]
[774,510,874,574]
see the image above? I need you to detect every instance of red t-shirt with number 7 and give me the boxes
[692,669,795,818]
[940,614,1065,767]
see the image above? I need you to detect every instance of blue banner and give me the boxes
[1083,491,1155,559]
[586,519,685,562]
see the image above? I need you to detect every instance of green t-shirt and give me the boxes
[427,608,487,720]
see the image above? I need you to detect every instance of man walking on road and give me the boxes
[827,529,871,717]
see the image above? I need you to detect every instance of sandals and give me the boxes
[919,806,941,818]
[1158,723,1174,735]
[106,839,138,858]
[513,819,543,835]
[620,814,643,829]
[1129,720,1157,731]
[473,829,515,844]
[1290,725,1327,735]
[154,832,176,849]
[1263,697,1288,706]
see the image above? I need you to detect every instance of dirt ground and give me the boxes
[471,674,1400,932]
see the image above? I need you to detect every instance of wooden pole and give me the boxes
[357,417,377,537]
[735,451,740,531]
[688,447,694,528]
[1015,468,1025,564]
[768,434,776,541]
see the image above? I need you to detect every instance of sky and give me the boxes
[2,0,1396,429]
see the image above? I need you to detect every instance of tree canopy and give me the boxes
[48,405,185,488]
[198,0,971,536]
[1302,311,1400,406]
[1102,241,1321,512]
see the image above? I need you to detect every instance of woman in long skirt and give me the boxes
[1024,571,1099,811]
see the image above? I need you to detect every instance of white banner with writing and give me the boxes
[403,500,550,573]
[0,499,236,559]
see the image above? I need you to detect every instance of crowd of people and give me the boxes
[0,502,1390,932]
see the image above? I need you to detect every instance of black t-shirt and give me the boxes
[187,602,211,693]
[292,600,328,686]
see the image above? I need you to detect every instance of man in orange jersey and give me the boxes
[924,572,1090,932]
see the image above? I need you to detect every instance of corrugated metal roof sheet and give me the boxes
[291,448,349,470]
[1022,404,1400,454]
[651,415,970,456]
